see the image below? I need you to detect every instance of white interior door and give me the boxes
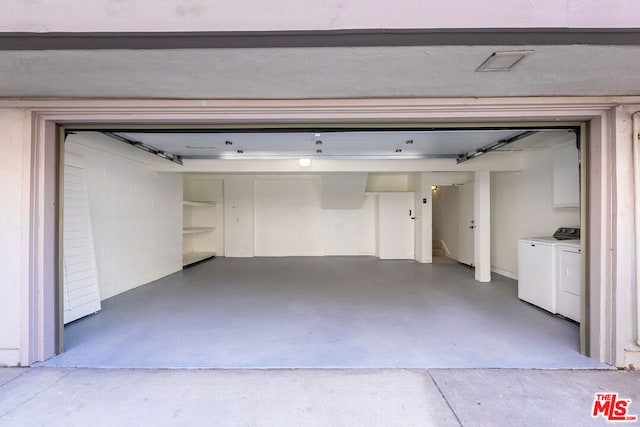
[378,192,415,260]
[457,182,475,266]
[63,152,101,324]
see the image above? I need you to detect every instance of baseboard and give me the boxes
[491,267,518,280]
[0,348,21,367]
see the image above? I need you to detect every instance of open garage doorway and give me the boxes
[37,122,606,369]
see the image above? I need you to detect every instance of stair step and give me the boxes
[433,248,445,257]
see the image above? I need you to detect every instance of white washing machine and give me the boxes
[518,234,581,322]
[518,237,559,313]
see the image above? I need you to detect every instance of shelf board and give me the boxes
[183,200,219,207]
[183,226,216,234]
[183,251,216,267]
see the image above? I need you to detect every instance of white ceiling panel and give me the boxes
[111,129,572,160]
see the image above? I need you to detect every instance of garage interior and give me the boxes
[43,125,605,369]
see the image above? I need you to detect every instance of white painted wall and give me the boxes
[224,176,254,258]
[432,186,460,259]
[179,174,383,258]
[65,133,182,300]
[253,177,376,256]
[366,173,411,192]
[1,0,637,32]
[320,173,367,209]
[491,147,581,278]
[0,109,25,365]
[219,173,417,258]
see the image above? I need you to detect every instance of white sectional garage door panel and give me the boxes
[63,152,102,324]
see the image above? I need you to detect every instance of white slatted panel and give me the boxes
[63,152,101,324]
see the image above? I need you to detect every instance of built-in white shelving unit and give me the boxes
[182,251,217,266]
[183,226,216,234]
[182,176,223,267]
[552,142,580,208]
[183,200,219,207]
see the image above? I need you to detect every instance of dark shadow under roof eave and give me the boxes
[1,28,640,50]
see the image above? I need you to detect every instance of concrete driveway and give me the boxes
[1,367,638,426]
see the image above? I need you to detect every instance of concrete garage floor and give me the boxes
[1,367,639,426]
[43,257,606,369]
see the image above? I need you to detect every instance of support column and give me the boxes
[474,171,491,282]
[634,112,640,348]
[0,109,27,366]
[418,173,433,263]
[625,110,640,368]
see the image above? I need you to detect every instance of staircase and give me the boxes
[433,240,457,264]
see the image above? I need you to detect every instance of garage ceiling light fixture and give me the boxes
[476,50,534,72]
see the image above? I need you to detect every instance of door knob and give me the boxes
[469,225,475,229]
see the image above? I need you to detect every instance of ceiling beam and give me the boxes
[149,155,524,173]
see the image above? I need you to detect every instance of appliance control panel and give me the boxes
[553,227,580,240]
